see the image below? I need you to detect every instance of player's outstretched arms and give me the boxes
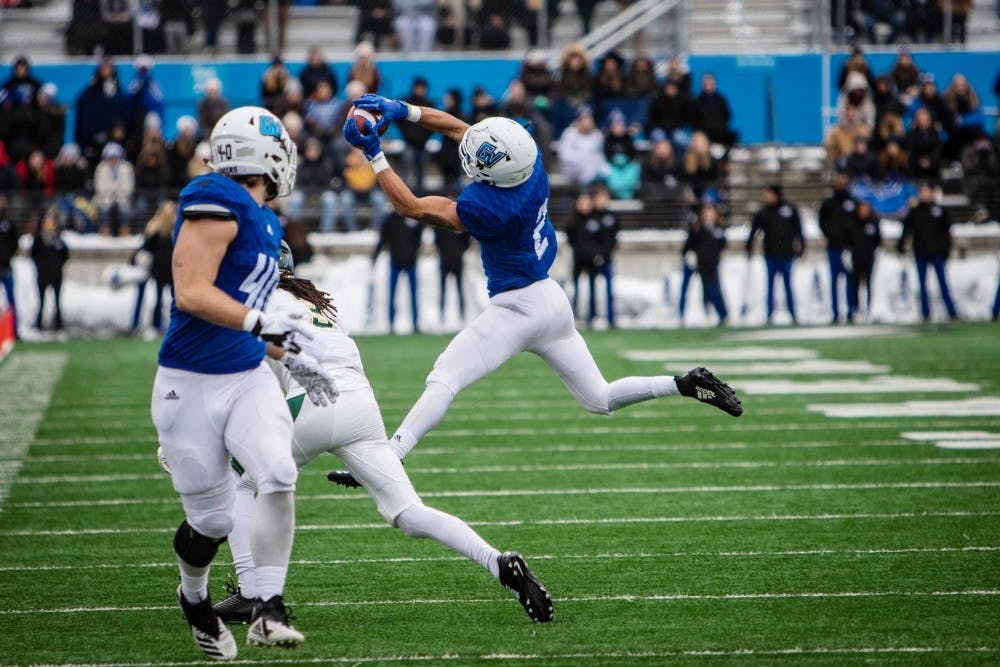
[343,118,465,232]
[353,94,469,142]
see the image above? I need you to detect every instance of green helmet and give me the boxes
[279,240,294,272]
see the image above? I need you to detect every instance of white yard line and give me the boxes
[936,440,1000,449]
[8,647,1000,666]
[14,457,998,485]
[810,397,1000,418]
[621,347,819,362]
[0,352,68,514]
[2,590,997,616]
[659,359,892,375]
[902,431,998,441]
[734,376,979,395]
[2,510,996,537]
[10,480,1000,510]
[724,325,912,341]
[2,546,996,573]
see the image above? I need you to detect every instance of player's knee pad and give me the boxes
[173,520,228,567]
[255,456,298,495]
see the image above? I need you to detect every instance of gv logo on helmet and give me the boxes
[475,142,508,168]
[259,115,282,139]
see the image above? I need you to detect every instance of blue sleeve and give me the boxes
[179,175,239,220]
[456,188,504,241]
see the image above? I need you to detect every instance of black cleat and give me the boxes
[498,551,553,623]
[326,470,362,488]
[675,367,743,417]
[247,595,304,648]
[213,587,256,625]
[176,586,237,660]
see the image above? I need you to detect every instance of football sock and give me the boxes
[255,566,288,602]
[396,504,501,578]
[607,376,678,412]
[252,491,295,600]
[392,381,455,459]
[230,476,258,598]
[178,561,210,604]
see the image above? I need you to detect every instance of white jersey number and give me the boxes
[533,198,550,260]
[239,253,278,310]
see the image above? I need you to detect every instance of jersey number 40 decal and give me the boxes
[532,198,550,260]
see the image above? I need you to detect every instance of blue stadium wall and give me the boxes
[31,50,999,145]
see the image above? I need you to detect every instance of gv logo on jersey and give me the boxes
[475,142,508,168]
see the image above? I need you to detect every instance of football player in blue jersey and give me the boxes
[152,106,336,659]
[338,97,742,473]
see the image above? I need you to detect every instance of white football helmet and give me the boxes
[209,106,297,199]
[459,117,538,188]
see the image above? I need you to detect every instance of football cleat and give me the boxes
[675,367,743,417]
[176,585,238,660]
[213,583,256,625]
[498,551,553,623]
[247,595,304,648]
[326,469,362,488]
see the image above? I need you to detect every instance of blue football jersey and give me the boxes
[159,173,283,374]
[456,154,557,296]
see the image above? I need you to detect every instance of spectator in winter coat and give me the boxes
[825,107,872,162]
[340,147,390,231]
[93,142,134,236]
[746,185,804,323]
[196,78,229,142]
[848,199,881,317]
[646,80,695,149]
[74,59,128,167]
[0,196,18,336]
[818,171,858,322]
[643,130,679,195]
[682,201,728,325]
[15,149,56,205]
[906,107,943,180]
[127,56,165,153]
[843,135,879,180]
[551,43,592,138]
[558,107,608,186]
[897,181,958,320]
[434,89,466,192]
[285,138,339,232]
[354,0,394,49]
[872,75,905,150]
[838,71,876,129]
[694,73,738,149]
[680,131,720,189]
[664,55,693,94]
[0,141,16,196]
[298,47,339,100]
[167,116,199,191]
[374,212,423,333]
[566,191,604,324]
[434,228,471,323]
[347,42,381,95]
[890,49,921,102]
[34,83,66,159]
[500,80,553,163]
[942,73,985,159]
[130,200,175,333]
[592,186,619,327]
[0,56,42,109]
[260,57,291,115]
[304,80,343,151]
[907,74,949,131]
[519,50,555,101]
[592,51,627,125]
[31,207,68,331]
[400,77,434,191]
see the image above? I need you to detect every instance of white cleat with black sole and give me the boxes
[246,595,304,648]
[176,586,238,660]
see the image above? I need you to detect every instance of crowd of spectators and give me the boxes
[825,46,998,219]
[833,0,978,45]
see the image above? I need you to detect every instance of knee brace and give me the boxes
[173,520,227,567]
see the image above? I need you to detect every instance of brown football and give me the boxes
[353,108,387,136]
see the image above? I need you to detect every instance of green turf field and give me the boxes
[0,324,998,666]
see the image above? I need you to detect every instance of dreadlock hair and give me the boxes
[278,271,338,322]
